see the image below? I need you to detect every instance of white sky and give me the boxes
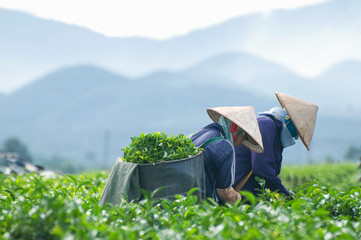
[0,0,327,39]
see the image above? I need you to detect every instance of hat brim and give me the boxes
[275,92,318,151]
[207,106,264,153]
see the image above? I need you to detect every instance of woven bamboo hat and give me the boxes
[275,92,319,151]
[207,106,264,153]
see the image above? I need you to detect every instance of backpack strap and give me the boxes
[199,136,252,191]
[199,137,224,148]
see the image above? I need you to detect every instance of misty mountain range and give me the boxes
[1,0,361,92]
[1,61,360,168]
[1,0,361,168]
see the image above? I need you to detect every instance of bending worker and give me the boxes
[233,92,318,196]
[191,106,264,204]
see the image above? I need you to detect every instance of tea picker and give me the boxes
[234,92,319,196]
[191,106,264,204]
[99,106,264,206]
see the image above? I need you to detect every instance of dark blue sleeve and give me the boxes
[206,139,234,189]
[251,119,289,195]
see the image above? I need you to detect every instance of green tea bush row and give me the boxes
[280,163,360,190]
[1,169,361,239]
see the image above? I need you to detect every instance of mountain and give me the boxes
[0,8,158,92]
[182,52,361,118]
[2,0,361,168]
[0,65,128,121]
[2,0,361,92]
[184,52,308,95]
[0,65,275,168]
[1,63,360,169]
[292,60,361,117]
[314,60,361,109]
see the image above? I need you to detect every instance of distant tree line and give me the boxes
[344,146,361,161]
[0,137,33,162]
[0,137,86,174]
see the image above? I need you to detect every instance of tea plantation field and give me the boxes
[1,163,360,239]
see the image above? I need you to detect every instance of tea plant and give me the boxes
[121,132,200,164]
[1,163,361,239]
[280,162,360,190]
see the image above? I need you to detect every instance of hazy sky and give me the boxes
[0,0,327,39]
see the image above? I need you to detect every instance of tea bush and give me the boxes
[280,162,360,190]
[1,164,361,239]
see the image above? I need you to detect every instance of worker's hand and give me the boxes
[216,187,242,204]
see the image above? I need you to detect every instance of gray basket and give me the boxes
[99,152,205,206]
[139,151,205,201]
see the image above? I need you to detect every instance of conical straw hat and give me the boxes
[207,106,264,153]
[275,92,318,151]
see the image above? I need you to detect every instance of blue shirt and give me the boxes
[234,116,290,196]
[192,123,235,200]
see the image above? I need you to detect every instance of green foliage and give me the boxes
[121,132,200,164]
[1,164,361,239]
[280,162,361,190]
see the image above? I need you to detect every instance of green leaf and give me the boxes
[66,174,78,186]
[239,191,257,206]
[150,187,166,199]
[186,188,199,197]
[140,189,152,201]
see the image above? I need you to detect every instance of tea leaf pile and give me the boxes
[121,132,200,164]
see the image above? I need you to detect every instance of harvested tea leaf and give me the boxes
[121,132,200,164]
